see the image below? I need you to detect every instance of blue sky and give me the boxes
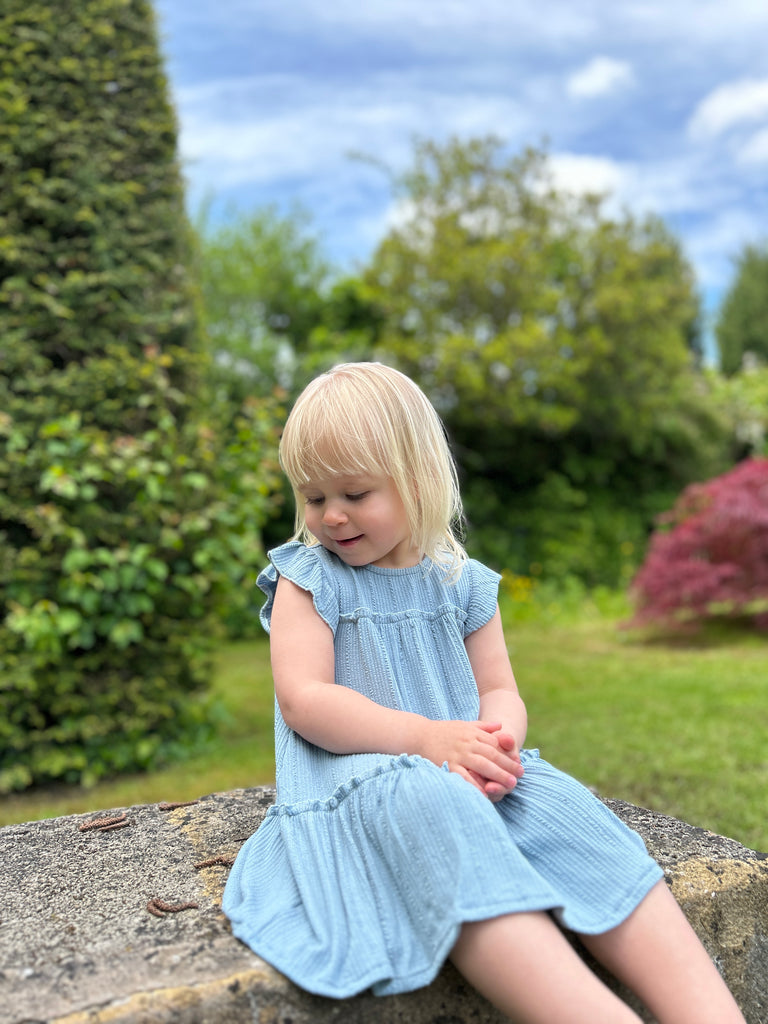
[153,0,768,336]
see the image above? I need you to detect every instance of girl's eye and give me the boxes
[304,496,324,506]
[346,492,368,502]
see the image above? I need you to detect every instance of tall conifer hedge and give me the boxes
[0,0,279,791]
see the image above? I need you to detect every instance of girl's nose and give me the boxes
[322,503,348,526]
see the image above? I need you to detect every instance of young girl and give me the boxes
[223,362,745,1024]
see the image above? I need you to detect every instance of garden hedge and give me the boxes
[0,0,280,792]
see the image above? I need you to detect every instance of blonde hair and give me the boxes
[279,362,466,575]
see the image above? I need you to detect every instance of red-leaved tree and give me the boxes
[629,458,768,631]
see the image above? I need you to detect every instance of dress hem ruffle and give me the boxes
[224,752,663,999]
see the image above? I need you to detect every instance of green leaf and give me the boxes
[55,609,83,634]
[108,619,144,648]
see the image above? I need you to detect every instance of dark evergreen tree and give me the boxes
[716,243,768,375]
[0,0,280,791]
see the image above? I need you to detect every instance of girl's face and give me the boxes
[299,473,420,569]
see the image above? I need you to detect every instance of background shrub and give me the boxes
[463,471,657,587]
[628,458,768,632]
[0,0,281,792]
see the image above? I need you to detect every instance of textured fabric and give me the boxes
[223,542,663,998]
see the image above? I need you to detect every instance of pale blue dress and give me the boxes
[223,541,662,998]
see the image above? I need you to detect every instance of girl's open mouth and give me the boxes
[336,535,363,547]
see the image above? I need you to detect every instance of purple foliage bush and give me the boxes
[629,458,768,631]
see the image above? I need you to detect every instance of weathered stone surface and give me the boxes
[0,788,765,1024]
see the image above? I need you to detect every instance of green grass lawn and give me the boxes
[2,595,766,853]
[507,602,768,854]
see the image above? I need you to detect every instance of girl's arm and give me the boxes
[465,606,528,799]
[270,576,521,794]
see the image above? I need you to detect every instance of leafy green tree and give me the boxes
[368,138,700,447]
[364,137,730,581]
[196,205,386,398]
[303,276,385,371]
[716,243,768,375]
[195,207,385,548]
[0,0,280,792]
[706,364,768,457]
[196,205,332,401]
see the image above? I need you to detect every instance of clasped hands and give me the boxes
[420,719,524,802]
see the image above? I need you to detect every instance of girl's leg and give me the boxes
[450,911,642,1024]
[580,880,746,1024]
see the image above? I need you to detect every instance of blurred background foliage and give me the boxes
[198,136,765,585]
[1,0,766,794]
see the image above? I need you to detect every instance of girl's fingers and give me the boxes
[495,731,518,752]
[484,780,514,801]
[484,780,506,796]
[463,764,518,802]
[476,736,522,774]
[461,768,489,795]
[476,722,521,759]
[470,751,519,789]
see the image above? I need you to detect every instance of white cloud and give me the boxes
[683,207,763,292]
[546,152,738,232]
[173,75,277,108]
[216,0,597,49]
[547,152,627,196]
[172,71,534,194]
[618,158,726,218]
[177,105,408,189]
[688,77,768,140]
[737,125,768,164]
[566,56,634,99]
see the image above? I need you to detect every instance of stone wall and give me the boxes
[1,788,766,1024]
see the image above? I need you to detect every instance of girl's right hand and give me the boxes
[417,719,523,798]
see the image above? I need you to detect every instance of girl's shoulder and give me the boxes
[453,557,502,634]
[261,539,331,577]
[474,558,502,595]
[257,541,341,634]
[456,556,501,589]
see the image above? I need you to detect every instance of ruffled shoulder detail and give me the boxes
[257,541,339,635]
[459,558,502,636]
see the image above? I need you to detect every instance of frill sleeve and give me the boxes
[461,558,502,636]
[257,541,340,635]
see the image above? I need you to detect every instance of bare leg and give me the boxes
[451,910,642,1024]
[581,880,746,1024]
